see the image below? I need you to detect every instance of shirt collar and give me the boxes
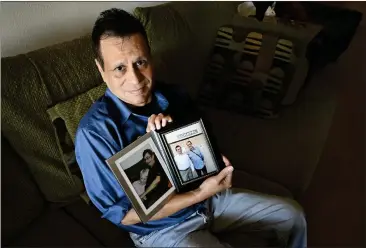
[105,87,170,124]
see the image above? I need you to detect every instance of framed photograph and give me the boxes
[157,119,223,191]
[106,118,224,223]
[106,134,176,223]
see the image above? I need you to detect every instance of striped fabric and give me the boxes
[199,18,321,118]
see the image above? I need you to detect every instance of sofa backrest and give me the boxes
[1,34,101,202]
[1,135,46,245]
[134,2,239,97]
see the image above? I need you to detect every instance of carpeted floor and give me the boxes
[298,2,365,247]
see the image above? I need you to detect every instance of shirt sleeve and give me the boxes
[197,147,204,161]
[75,128,131,226]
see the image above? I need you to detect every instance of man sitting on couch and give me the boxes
[75,8,307,247]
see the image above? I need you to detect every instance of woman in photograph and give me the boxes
[140,149,170,209]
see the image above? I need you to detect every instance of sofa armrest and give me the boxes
[1,135,46,245]
[9,207,101,247]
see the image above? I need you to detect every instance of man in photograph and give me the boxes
[186,140,207,177]
[173,145,195,182]
[75,8,306,248]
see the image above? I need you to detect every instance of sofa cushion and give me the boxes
[2,136,46,245]
[10,208,101,247]
[1,34,102,202]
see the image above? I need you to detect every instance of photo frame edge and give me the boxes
[105,133,176,223]
[159,118,222,190]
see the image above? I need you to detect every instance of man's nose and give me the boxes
[128,67,144,84]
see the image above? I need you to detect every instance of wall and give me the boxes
[0,2,164,57]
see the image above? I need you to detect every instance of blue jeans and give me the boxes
[130,188,307,247]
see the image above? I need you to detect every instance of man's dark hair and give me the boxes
[91,8,149,69]
[143,149,154,158]
[175,145,181,150]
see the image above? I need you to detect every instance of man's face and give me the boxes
[96,33,153,107]
[186,141,193,150]
[144,153,155,167]
[175,146,182,154]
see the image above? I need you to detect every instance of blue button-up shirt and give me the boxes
[75,83,204,236]
[187,147,205,170]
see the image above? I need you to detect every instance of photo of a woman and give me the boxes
[107,136,176,223]
[139,149,170,209]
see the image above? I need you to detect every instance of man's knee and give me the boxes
[276,198,306,229]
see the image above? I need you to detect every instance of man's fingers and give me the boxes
[149,114,156,121]
[161,117,167,127]
[158,113,166,129]
[146,114,173,132]
[166,115,173,123]
[215,166,234,182]
[155,115,162,130]
[224,169,233,188]
[149,122,156,132]
[146,123,154,132]
[162,115,172,127]
[147,114,156,132]
[222,154,232,167]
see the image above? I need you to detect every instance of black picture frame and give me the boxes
[155,118,225,192]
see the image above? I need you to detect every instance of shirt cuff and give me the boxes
[101,197,131,226]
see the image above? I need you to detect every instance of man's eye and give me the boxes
[136,60,147,67]
[115,66,125,72]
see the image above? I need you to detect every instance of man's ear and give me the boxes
[95,59,107,83]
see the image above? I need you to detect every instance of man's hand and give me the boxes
[122,157,234,226]
[195,164,234,201]
[146,113,173,132]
